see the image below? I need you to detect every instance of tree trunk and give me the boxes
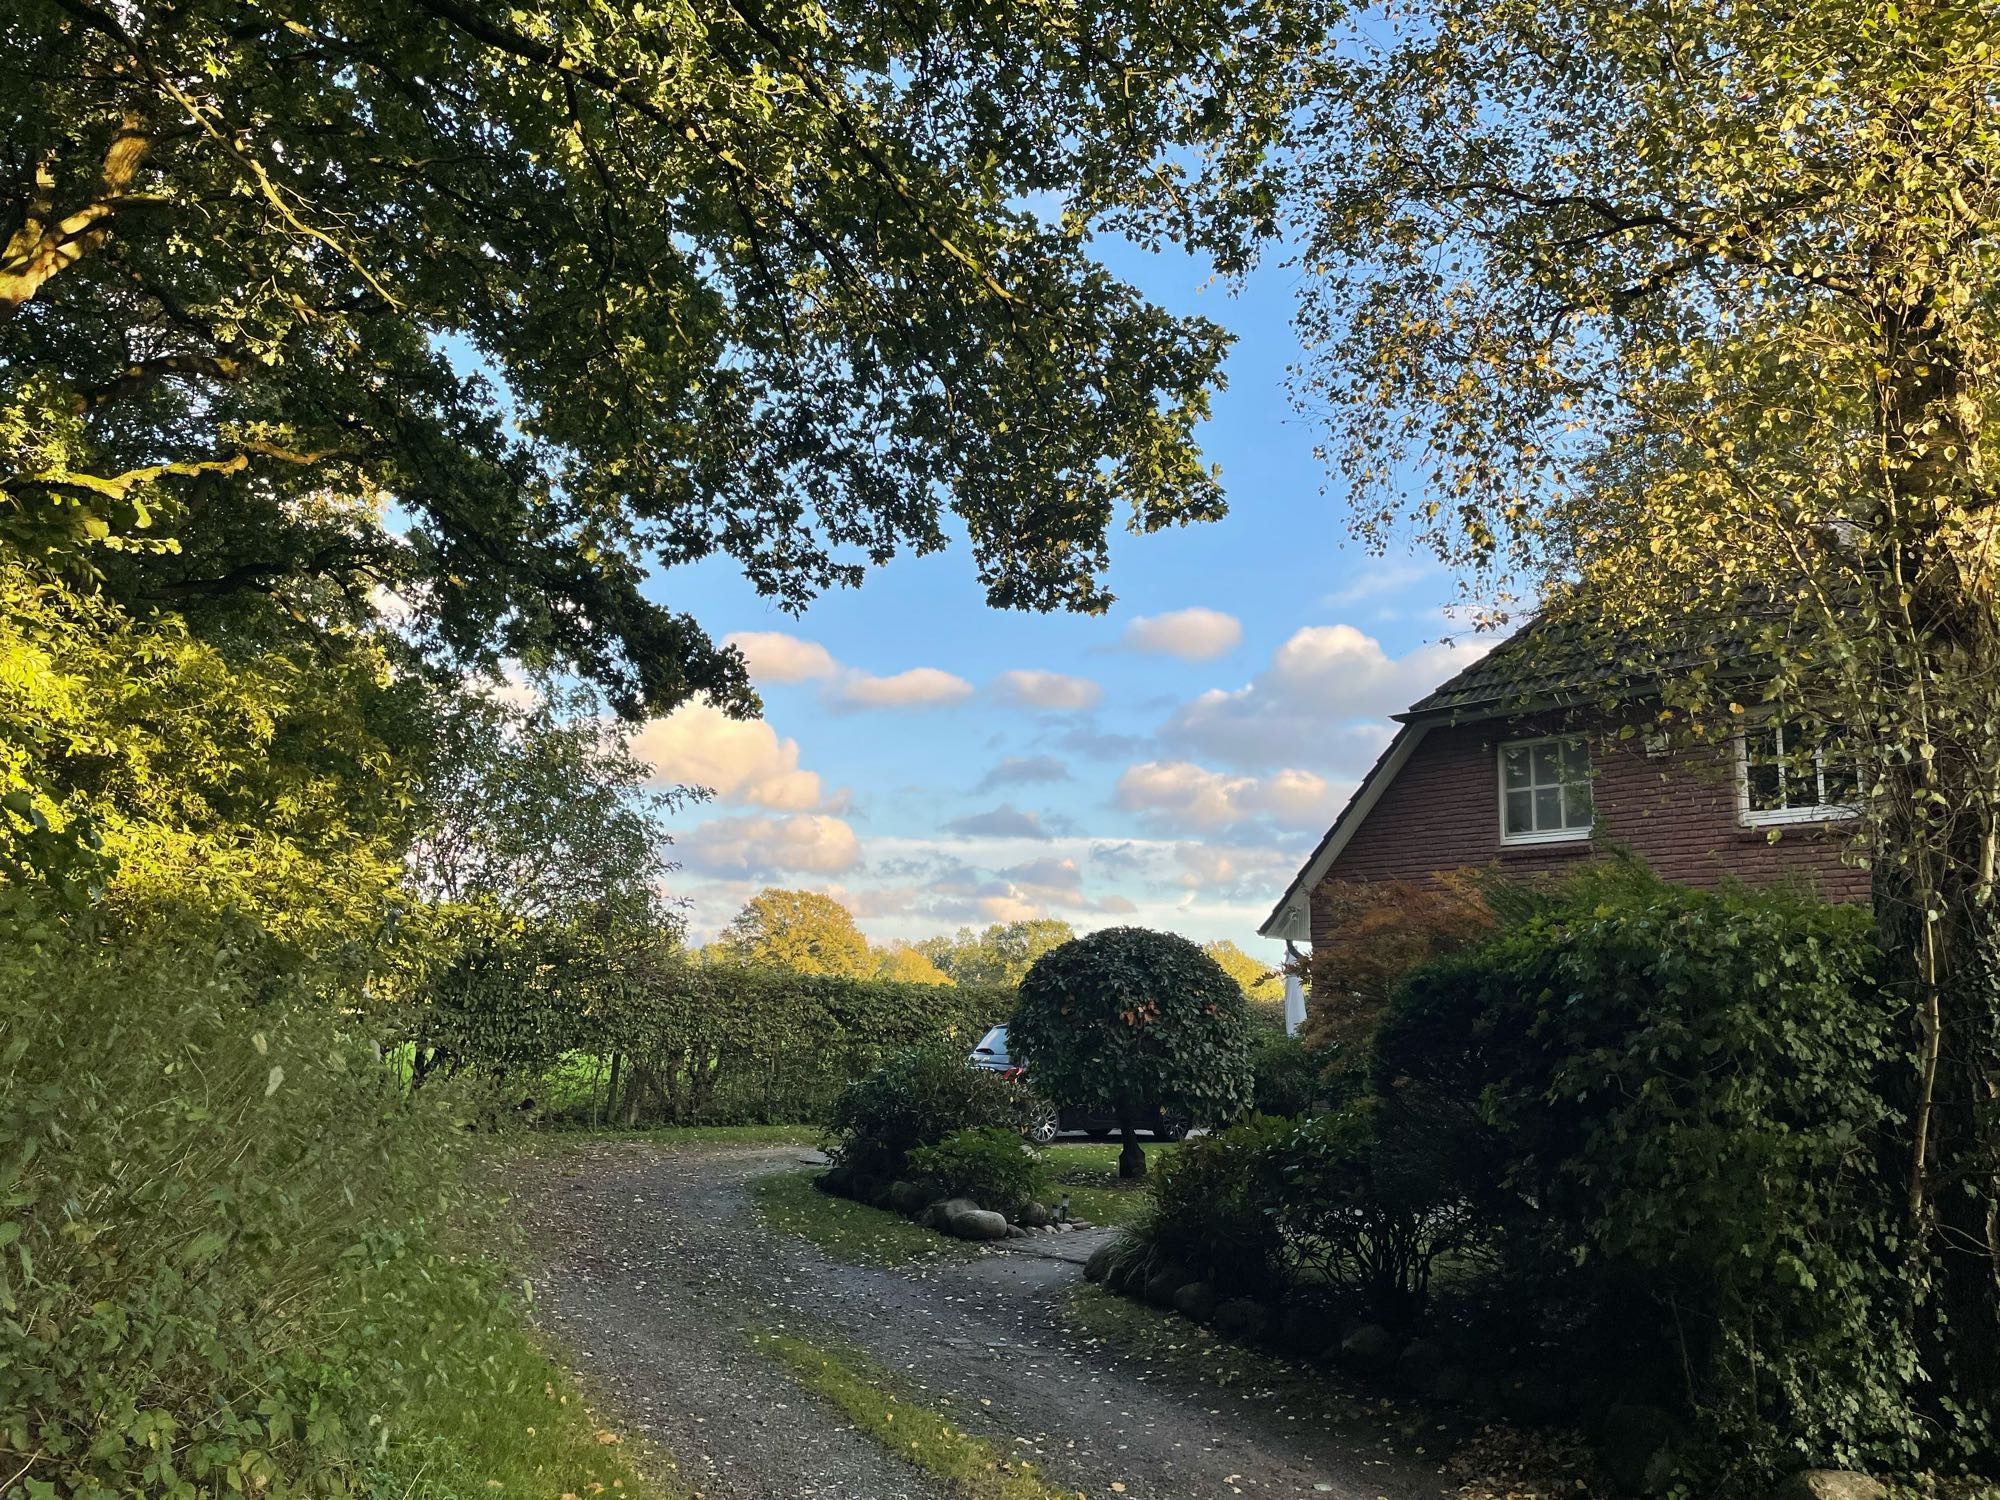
[1116,1101,1146,1179]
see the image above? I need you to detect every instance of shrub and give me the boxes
[1010,925,1253,1177]
[1379,872,1921,1485]
[906,1127,1050,1216]
[1248,1030,1321,1117]
[825,1046,1025,1182]
[0,910,640,1499]
[1141,1113,1297,1297]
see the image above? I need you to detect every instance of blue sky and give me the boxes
[628,237,1486,960]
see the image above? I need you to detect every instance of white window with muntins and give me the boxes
[1499,736,1593,845]
[1737,721,1858,826]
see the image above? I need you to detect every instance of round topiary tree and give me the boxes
[1009,926,1253,1178]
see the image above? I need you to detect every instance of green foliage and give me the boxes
[1202,939,1284,1003]
[1380,875,1931,1484]
[1009,926,1254,1130]
[0,911,664,1500]
[824,1048,1025,1183]
[1,0,1325,716]
[906,1128,1051,1217]
[1248,1031,1321,1119]
[912,920,1076,987]
[1142,1114,1296,1297]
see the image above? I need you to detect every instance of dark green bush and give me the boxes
[1248,1030,1321,1117]
[1141,1113,1296,1296]
[824,1046,1025,1182]
[1380,873,1921,1485]
[906,1126,1050,1215]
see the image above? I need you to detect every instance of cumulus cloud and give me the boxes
[830,666,976,711]
[943,804,1050,840]
[1164,623,1488,771]
[1115,760,1345,834]
[990,669,1102,711]
[723,630,838,683]
[1121,607,1243,662]
[628,702,823,810]
[679,812,861,876]
[976,754,1072,792]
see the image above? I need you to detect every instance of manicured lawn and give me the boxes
[751,1168,979,1268]
[1040,1140,1178,1229]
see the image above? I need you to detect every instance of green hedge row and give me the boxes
[407,928,1013,1126]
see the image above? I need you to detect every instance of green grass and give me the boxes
[1038,1141,1176,1230]
[750,1168,978,1267]
[748,1331,1074,1500]
[503,1122,822,1161]
[376,1313,688,1500]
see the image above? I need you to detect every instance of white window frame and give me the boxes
[1497,735,1595,846]
[1735,719,1859,827]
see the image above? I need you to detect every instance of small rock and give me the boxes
[1212,1298,1271,1341]
[1172,1281,1217,1322]
[1395,1338,1448,1393]
[1336,1323,1397,1375]
[886,1180,930,1216]
[1598,1403,1680,1496]
[1004,1224,1028,1239]
[1772,1473,1889,1500]
[1017,1200,1052,1228]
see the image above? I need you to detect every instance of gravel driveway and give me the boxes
[513,1139,1450,1500]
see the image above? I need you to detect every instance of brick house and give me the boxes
[1257,627,1871,962]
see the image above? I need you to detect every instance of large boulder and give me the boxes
[1772,1473,1888,1500]
[1596,1404,1680,1496]
[1212,1298,1271,1342]
[1336,1322,1398,1376]
[939,1200,1009,1241]
[814,1166,854,1197]
[1172,1281,1217,1323]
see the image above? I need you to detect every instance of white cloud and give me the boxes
[679,812,861,876]
[1115,760,1346,833]
[990,669,1103,711]
[628,702,822,810]
[723,630,838,683]
[1121,607,1243,662]
[830,666,976,711]
[1164,623,1490,771]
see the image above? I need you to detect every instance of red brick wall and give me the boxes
[1311,718,1870,946]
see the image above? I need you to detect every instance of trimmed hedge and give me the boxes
[406,930,1013,1126]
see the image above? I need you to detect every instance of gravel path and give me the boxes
[514,1140,1450,1500]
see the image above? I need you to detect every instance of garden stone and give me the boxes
[1597,1404,1679,1496]
[1395,1338,1448,1393]
[1432,1365,1471,1402]
[1276,1304,1341,1360]
[1336,1322,1398,1376]
[1144,1263,1195,1307]
[1172,1281,1217,1323]
[1212,1298,1271,1341]
[942,1205,1010,1240]
[1773,1473,1888,1500]
[815,1166,853,1197]
[1017,1200,1051,1228]
[886,1180,930,1216]
[1004,1224,1027,1239]
[1083,1241,1118,1283]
